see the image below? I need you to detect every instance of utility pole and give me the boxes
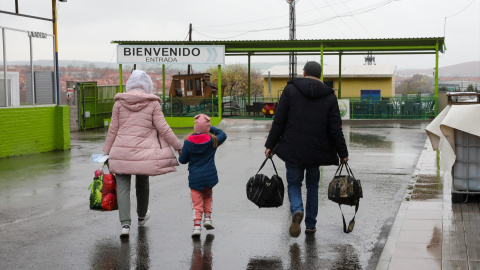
[187,23,192,75]
[287,0,298,80]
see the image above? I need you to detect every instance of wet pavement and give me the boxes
[0,119,430,270]
[377,138,480,270]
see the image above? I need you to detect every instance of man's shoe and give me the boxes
[138,210,150,226]
[289,211,304,238]
[305,227,317,235]
[121,225,130,237]
[203,217,215,230]
[192,225,202,238]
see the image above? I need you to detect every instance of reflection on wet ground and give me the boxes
[89,226,150,269]
[0,120,430,270]
[191,234,214,270]
[406,174,443,202]
[349,132,393,149]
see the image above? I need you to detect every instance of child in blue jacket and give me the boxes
[179,114,227,237]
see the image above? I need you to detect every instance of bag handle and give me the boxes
[102,161,110,174]
[257,157,279,176]
[335,162,356,179]
[339,202,359,234]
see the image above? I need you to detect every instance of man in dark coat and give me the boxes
[264,61,349,238]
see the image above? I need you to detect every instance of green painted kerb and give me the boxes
[165,117,222,128]
[0,106,71,158]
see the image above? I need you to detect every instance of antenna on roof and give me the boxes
[364,51,376,65]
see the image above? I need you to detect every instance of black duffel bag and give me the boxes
[328,163,363,233]
[246,157,284,208]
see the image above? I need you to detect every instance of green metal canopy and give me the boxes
[112,37,445,55]
[111,37,445,122]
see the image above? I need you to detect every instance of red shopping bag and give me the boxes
[101,173,118,211]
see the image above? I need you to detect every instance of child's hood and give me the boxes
[185,133,213,153]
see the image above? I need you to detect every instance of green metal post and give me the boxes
[162,64,166,104]
[338,52,342,99]
[218,65,222,117]
[435,41,439,116]
[119,64,123,93]
[320,44,324,81]
[248,53,251,105]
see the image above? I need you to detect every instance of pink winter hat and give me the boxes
[194,114,211,133]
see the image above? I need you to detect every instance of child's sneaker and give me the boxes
[192,225,202,237]
[203,217,215,230]
[138,210,150,226]
[121,224,130,237]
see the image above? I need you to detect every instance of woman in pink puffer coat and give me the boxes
[103,70,182,237]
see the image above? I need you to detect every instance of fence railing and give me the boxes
[349,96,436,120]
[159,96,220,118]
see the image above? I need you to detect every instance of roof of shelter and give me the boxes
[111,37,445,55]
[262,65,396,78]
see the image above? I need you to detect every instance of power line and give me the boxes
[193,0,402,39]
[195,0,357,30]
[307,0,346,36]
[324,0,360,38]
[446,0,478,18]
[444,0,478,38]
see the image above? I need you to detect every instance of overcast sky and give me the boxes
[0,0,479,70]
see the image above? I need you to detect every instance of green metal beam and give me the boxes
[162,64,166,104]
[435,41,439,115]
[119,64,123,93]
[218,65,222,117]
[226,46,436,53]
[320,44,324,81]
[225,51,437,56]
[338,52,342,99]
[248,53,251,105]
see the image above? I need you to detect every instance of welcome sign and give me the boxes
[117,45,225,65]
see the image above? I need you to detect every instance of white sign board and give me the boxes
[117,45,225,65]
[338,99,350,120]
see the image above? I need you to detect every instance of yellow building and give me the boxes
[262,65,396,100]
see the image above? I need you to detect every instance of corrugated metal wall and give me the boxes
[26,71,55,104]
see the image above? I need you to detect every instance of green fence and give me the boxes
[78,83,121,130]
[77,86,437,127]
[160,96,220,117]
[349,96,436,120]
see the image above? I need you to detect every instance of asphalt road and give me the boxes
[0,119,429,270]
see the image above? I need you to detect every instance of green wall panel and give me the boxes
[0,106,71,158]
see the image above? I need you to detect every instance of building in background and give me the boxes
[262,64,396,100]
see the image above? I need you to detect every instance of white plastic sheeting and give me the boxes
[426,104,480,174]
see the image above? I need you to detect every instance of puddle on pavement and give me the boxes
[349,132,393,149]
[408,173,443,201]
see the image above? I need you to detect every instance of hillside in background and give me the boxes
[396,61,480,77]
[3,60,479,77]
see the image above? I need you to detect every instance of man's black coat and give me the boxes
[265,76,349,167]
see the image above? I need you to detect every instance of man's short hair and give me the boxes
[303,61,322,78]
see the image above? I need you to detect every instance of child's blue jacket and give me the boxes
[178,126,227,191]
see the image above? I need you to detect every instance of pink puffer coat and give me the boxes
[103,90,182,176]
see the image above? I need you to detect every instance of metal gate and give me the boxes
[77,82,119,130]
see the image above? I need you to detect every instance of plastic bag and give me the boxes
[88,163,118,211]
[90,154,109,163]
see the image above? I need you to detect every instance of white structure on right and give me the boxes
[425,92,480,203]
